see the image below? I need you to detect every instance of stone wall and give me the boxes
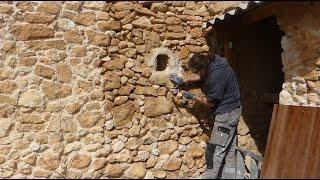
[0,1,278,179]
[277,5,320,106]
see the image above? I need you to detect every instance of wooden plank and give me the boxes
[261,105,320,178]
[299,108,316,177]
[241,3,278,23]
[307,110,320,178]
[242,1,312,24]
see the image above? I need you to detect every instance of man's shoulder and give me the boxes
[214,54,228,61]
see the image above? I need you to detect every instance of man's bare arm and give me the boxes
[181,90,214,108]
[183,74,201,84]
[193,96,214,108]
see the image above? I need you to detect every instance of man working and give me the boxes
[169,33,242,179]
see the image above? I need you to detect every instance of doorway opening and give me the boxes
[214,16,285,156]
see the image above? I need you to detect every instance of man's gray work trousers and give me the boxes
[202,107,242,179]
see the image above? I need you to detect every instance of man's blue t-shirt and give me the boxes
[204,55,241,115]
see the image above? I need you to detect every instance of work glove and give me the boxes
[182,91,195,100]
[169,73,184,86]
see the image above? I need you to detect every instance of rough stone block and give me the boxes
[18,90,42,107]
[41,81,72,100]
[112,102,135,127]
[70,154,92,169]
[105,73,121,90]
[73,12,96,26]
[24,13,56,24]
[98,21,122,31]
[85,30,111,46]
[34,64,55,79]
[144,96,173,117]
[37,2,62,15]
[77,112,102,128]
[0,81,17,94]
[11,24,54,41]
[27,40,66,50]
[103,58,127,70]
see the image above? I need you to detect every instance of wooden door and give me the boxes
[261,104,320,178]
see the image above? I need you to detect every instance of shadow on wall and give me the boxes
[229,16,285,156]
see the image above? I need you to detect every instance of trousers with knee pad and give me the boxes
[202,107,241,179]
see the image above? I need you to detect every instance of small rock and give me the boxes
[163,158,182,171]
[151,3,168,13]
[105,138,112,144]
[165,17,181,25]
[70,154,91,169]
[178,145,187,152]
[126,138,143,151]
[77,112,102,128]
[137,99,144,106]
[172,151,181,158]
[125,163,146,179]
[146,156,158,168]
[85,144,102,152]
[105,164,124,178]
[123,24,133,30]
[33,168,51,178]
[18,90,42,107]
[158,131,171,141]
[104,120,114,131]
[158,140,178,155]
[134,151,150,162]
[177,117,189,127]
[118,135,128,143]
[152,169,166,178]
[188,128,198,137]
[114,96,128,105]
[142,133,157,145]
[112,140,125,153]
[132,16,151,29]
[64,142,81,154]
[129,125,141,137]
[144,171,154,179]
[112,102,135,127]
[93,158,107,171]
[154,156,168,169]
[125,61,135,69]
[151,148,160,156]
[140,116,148,127]
[78,129,89,137]
[118,86,132,95]
[186,142,205,158]
[108,149,131,163]
[95,147,112,158]
[144,97,173,117]
[40,152,60,170]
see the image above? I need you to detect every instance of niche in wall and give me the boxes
[146,47,184,82]
[155,54,169,71]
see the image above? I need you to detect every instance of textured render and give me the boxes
[0,1,318,179]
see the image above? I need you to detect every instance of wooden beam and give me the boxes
[241,4,279,24]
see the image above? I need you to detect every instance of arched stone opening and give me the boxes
[145,47,184,85]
